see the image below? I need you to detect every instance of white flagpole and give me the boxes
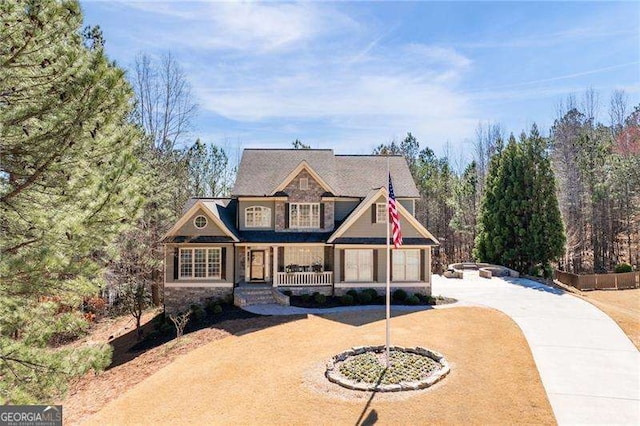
[386,155,391,368]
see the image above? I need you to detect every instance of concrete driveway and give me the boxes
[432,273,640,425]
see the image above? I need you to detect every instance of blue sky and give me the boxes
[81,1,640,159]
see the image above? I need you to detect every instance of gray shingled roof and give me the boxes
[231,149,420,197]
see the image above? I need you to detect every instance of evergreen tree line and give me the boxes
[0,1,234,403]
[376,91,639,275]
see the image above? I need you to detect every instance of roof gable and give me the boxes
[328,188,439,244]
[273,160,336,194]
[231,149,420,197]
[162,200,239,242]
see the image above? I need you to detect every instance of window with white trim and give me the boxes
[194,215,207,229]
[344,249,373,282]
[299,177,309,190]
[290,203,320,228]
[245,206,271,228]
[285,246,324,268]
[393,249,420,281]
[179,248,222,279]
[376,203,387,223]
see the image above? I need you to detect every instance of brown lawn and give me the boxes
[577,289,640,349]
[59,311,295,425]
[86,307,555,425]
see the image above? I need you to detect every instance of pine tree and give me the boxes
[474,128,565,273]
[0,0,144,403]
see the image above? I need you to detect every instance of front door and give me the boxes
[250,250,265,281]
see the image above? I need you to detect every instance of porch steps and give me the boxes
[234,287,290,307]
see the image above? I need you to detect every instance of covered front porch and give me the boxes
[237,244,334,287]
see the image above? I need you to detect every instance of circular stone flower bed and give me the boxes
[325,345,450,392]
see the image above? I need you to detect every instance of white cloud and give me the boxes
[123,1,357,53]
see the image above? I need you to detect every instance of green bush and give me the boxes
[159,322,174,335]
[543,264,554,279]
[283,290,292,297]
[190,304,206,322]
[405,295,420,305]
[340,294,355,305]
[614,263,633,273]
[357,291,373,305]
[362,288,378,300]
[204,299,219,314]
[346,289,358,299]
[212,304,223,315]
[392,289,407,302]
[300,293,311,302]
[529,265,543,277]
[314,293,327,305]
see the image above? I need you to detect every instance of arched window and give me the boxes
[245,206,271,228]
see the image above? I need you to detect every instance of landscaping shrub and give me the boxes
[346,289,358,299]
[392,289,407,302]
[529,265,543,277]
[212,304,223,315]
[543,264,554,279]
[283,290,292,297]
[405,295,420,305]
[314,293,327,305]
[300,293,311,303]
[204,299,219,314]
[190,304,206,322]
[357,291,373,305]
[614,263,633,273]
[340,294,355,306]
[362,288,378,300]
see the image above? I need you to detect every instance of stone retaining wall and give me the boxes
[164,286,233,314]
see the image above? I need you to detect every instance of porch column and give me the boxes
[273,246,279,287]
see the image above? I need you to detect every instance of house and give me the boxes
[162,149,439,312]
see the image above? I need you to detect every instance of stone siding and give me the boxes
[164,286,233,314]
[274,170,335,232]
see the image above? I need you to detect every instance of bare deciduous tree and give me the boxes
[169,311,191,340]
[132,52,198,152]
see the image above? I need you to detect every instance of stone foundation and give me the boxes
[164,286,233,314]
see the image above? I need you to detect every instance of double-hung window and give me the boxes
[290,203,320,228]
[180,248,222,279]
[344,249,373,282]
[375,203,387,223]
[245,206,271,228]
[392,249,420,281]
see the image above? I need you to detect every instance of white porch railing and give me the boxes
[275,271,333,286]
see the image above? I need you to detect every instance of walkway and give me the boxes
[432,273,640,425]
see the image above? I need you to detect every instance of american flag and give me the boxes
[388,173,403,249]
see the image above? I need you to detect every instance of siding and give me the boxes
[340,196,423,238]
[238,200,276,230]
[175,208,227,237]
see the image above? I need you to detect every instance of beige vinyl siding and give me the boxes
[398,199,415,215]
[238,200,275,230]
[165,243,234,285]
[175,208,227,237]
[340,196,423,239]
[334,200,360,221]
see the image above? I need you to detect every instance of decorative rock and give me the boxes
[325,345,450,392]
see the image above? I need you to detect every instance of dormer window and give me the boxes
[299,177,309,190]
[245,206,271,228]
